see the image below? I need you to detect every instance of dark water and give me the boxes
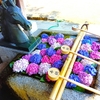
[0,84,21,100]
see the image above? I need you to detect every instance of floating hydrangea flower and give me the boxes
[52,60,63,69]
[66,74,81,88]
[90,51,100,60]
[91,41,100,51]
[46,47,56,56]
[13,58,29,72]
[56,49,62,55]
[80,43,92,51]
[50,54,61,64]
[37,43,46,50]
[72,62,84,74]
[81,59,94,66]
[54,33,64,39]
[22,54,32,61]
[31,49,40,55]
[29,54,42,64]
[78,71,93,86]
[41,38,47,43]
[62,54,68,62]
[63,38,74,47]
[26,63,39,75]
[78,50,90,57]
[84,64,97,76]
[48,36,57,45]
[57,38,64,44]
[38,63,51,76]
[77,50,90,60]
[41,33,49,38]
[51,42,61,49]
[41,55,50,63]
[40,49,46,56]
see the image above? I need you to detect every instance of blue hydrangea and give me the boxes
[78,50,90,57]
[84,64,97,76]
[54,33,64,39]
[29,54,42,64]
[77,50,90,60]
[66,74,81,88]
[52,60,63,69]
[82,39,91,44]
[41,33,49,39]
[46,47,56,56]
[82,35,92,44]
[37,43,46,50]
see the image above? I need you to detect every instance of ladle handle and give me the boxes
[59,75,100,95]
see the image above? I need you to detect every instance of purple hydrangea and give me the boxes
[62,54,68,62]
[66,74,81,88]
[29,54,42,64]
[78,71,93,86]
[84,64,97,76]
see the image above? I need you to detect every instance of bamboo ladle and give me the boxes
[72,26,100,37]
[61,45,100,65]
[48,67,100,95]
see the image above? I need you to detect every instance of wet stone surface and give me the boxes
[7,70,100,100]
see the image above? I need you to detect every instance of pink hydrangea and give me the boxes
[38,63,51,76]
[81,59,94,66]
[41,38,47,43]
[26,63,39,75]
[57,38,64,44]
[90,51,100,60]
[41,55,50,63]
[56,49,62,55]
[48,36,57,45]
[91,41,100,51]
[13,58,29,72]
[22,54,32,61]
[78,71,93,86]
[72,62,84,74]
[40,49,46,56]
[80,43,92,51]
[50,54,61,64]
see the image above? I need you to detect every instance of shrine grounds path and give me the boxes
[25,0,100,24]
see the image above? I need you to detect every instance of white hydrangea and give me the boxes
[38,63,51,76]
[13,58,29,72]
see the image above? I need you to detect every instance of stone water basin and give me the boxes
[7,30,100,100]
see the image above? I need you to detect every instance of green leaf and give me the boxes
[73,86,85,92]
[34,75,41,79]
[9,61,14,68]
[40,76,46,82]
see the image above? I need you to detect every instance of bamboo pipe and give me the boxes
[61,45,100,65]
[49,24,88,100]
[48,68,100,95]
[55,25,88,100]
